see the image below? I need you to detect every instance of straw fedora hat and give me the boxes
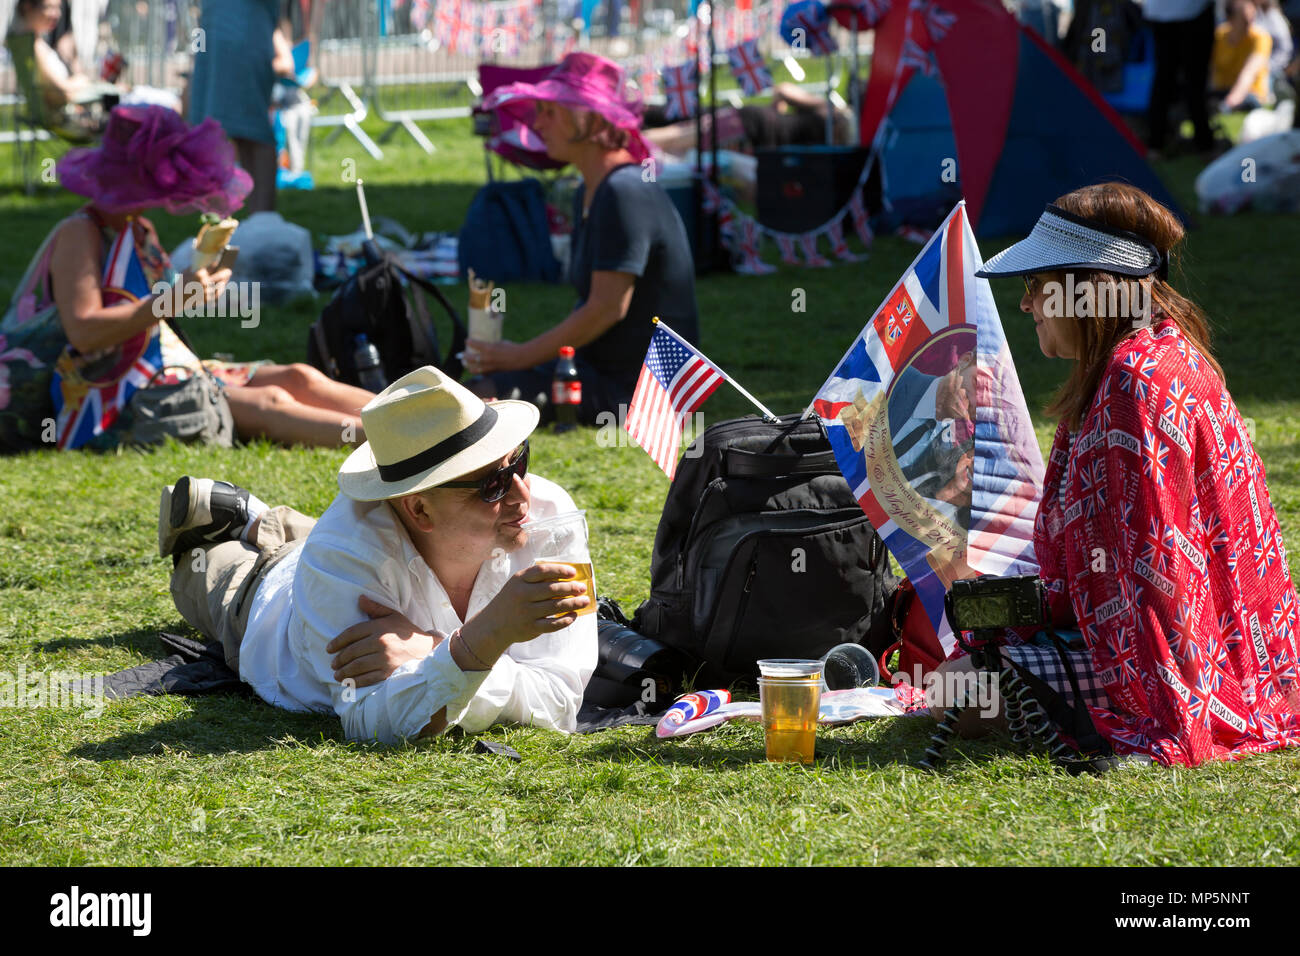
[338,366,539,501]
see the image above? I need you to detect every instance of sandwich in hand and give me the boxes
[467,268,502,343]
[191,213,238,271]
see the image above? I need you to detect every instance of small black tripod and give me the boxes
[918,627,1075,772]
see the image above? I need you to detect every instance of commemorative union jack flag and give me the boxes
[811,202,1044,656]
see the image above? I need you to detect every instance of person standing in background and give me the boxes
[188,0,296,214]
[1143,0,1217,156]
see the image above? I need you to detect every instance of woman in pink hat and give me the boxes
[0,105,374,452]
[466,52,701,424]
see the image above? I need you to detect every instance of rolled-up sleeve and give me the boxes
[452,613,598,733]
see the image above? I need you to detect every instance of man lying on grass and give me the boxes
[157,366,597,743]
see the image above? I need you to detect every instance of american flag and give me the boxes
[625,323,724,479]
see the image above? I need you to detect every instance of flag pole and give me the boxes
[653,317,780,422]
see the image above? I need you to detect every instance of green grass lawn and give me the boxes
[1,114,1299,867]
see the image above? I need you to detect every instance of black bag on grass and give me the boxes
[632,413,899,687]
[307,249,467,388]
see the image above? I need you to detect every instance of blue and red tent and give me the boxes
[860,0,1184,237]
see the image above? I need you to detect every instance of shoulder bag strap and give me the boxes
[394,263,467,375]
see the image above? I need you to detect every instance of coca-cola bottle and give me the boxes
[552,346,581,433]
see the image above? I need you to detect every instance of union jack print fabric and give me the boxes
[1035,318,1300,765]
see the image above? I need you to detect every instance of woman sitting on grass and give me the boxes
[966,182,1300,766]
[0,104,373,452]
[466,53,700,424]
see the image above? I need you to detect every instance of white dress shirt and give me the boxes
[239,475,598,743]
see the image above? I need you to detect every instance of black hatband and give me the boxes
[376,404,500,482]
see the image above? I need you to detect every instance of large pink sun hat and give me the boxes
[481,52,652,164]
[56,104,253,217]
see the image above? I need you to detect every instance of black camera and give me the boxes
[587,618,689,709]
[946,574,1047,633]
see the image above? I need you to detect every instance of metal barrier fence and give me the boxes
[324,0,851,158]
[103,0,197,95]
[0,0,864,162]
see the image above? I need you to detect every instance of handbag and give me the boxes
[876,578,947,690]
[125,312,235,447]
[125,362,235,447]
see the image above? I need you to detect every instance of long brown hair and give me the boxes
[1045,183,1223,430]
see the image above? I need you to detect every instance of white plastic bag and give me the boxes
[1194,130,1300,215]
[169,211,316,303]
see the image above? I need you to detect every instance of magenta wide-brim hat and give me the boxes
[482,52,651,164]
[57,105,253,216]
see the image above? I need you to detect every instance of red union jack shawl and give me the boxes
[625,323,724,479]
[726,39,773,96]
[1036,318,1300,765]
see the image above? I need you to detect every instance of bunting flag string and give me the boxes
[799,232,832,267]
[775,234,800,264]
[848,192,875,247]
[726,38,773,96]
[430,0,541,56]
[697,153,879,274]
[827,219,863,262]
[736,219,777,274]
[661,61,699,121]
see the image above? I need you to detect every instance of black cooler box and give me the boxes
[756,145,880,234]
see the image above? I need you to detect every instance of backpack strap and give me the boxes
[393,262,468,377]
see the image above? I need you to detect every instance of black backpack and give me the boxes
[307,251,467,388]
[632,414,899,688]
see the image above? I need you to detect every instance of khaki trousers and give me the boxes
[169,506,316,670]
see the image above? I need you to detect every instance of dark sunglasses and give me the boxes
[442,441,529,503]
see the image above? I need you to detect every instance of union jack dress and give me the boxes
[1034,317,1300,765]
[50,221,200,450]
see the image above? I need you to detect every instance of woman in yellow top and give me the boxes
[1211,0,1274,109]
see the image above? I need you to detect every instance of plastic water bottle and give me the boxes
[552,346,581,433]
[353,334,387,392]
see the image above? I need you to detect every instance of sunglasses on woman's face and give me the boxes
[1023,275,1041,297]
[442,441,529,503]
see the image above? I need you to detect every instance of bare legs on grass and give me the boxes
[225,363,372,448]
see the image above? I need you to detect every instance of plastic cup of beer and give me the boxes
[757,659,824,764]
[522,510,596,617]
